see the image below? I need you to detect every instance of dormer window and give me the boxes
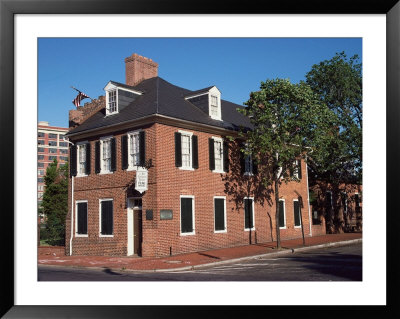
[108,90,117,114]
[210,95,219,117]
[104,81,143,116]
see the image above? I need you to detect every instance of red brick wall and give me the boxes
[66,122,314,257]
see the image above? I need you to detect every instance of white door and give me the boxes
[127,199,134,256]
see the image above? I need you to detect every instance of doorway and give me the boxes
[127,198,142,256]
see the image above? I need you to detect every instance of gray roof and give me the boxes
[68,77,251,135]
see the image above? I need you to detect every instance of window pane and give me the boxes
[279,200,285,227]
[129,133,140,166]
[77,202,88,234]
[214,198,225,231]
[181,135,191,167]
[214,141,222,171]
[181,198,193,233]
[294,201,301,226]
[101,200,113,235]
[244,198,253,229]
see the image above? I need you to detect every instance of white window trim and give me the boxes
[293,159,300,179]
[99,136,113,175]
[279,199,286,229]
[127,130,142,171]
[244,196,255,231]
[76,141,89,177]
[208,87,222,121]
[180,195,195,236]
[178,130,194,171]
[214,196,227,233]
[105,88,118,116]
[293,199,301,228]
[75,200,88,237]
[99,198,114,238]
[212,136,225,174]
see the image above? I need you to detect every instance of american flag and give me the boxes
[72,88,90,107]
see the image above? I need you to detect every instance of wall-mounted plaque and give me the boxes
[146,209,153,220]
[160,209,173,220]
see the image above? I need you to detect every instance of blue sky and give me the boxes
[38,38,362,128]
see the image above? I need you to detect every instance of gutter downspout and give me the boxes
[305,154,312,237]
[64,137,75,255]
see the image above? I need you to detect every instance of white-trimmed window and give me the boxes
[101,138,112,173]
[245,154,253,175]
[99,199,113,237]
[214,196,227,233]
[214,138,223,172]
[244,197,255,231]
[293,199,301,227]
[128,132,140,168]
[108,90,117,114]
[76,200,88,237]
[180,195,195,235]
[181,133,192,169]
[210,95,219,117]
[279,199,286,229]
[77,143,87,176]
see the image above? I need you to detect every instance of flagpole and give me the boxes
[71,86,93,101]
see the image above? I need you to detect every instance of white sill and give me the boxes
[180,231,195,236]
[279,226,286,229]
[126,166,139,171]
[294,225,302,228]
[179,167,195,171]
[212,170,226,174]
[105,112,118,117]
[76,174,88,178]
[244,228,255,231]
[99,171,113,175]
[99,234,114,238]
[214,229,227,233]
[244,172,254,176]
[75,234,88,238]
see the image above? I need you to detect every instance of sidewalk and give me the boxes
[38,233,362,272]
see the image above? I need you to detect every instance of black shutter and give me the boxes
[192,135,198,169]
[110,138,116,171]
[244,198,253,229]
[223,140,229,172]
[77,202,88,234]
[85,143,91,175]
[121,135,128,170]
[70,145,77,177]
[181,198,193,233]
[240,150,245,175]
[297,160,302,179]
[209,138,215,171]
[139,131,146,167]
[214,198,225,231]
[175,132,182,167]
[252,156,258,175]
[294,200,301,226]
[95,141,101,174]
[101,200,113,235]
[279,200,285,228]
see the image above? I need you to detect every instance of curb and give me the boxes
[38,238,362,274]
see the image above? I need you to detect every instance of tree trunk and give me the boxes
[274,179,281,249]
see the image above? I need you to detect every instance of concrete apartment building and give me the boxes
[64,53,320,258]
[37,121,69,209]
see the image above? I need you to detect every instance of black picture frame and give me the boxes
[1,0,398,317]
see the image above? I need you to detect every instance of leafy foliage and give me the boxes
[41,159,69,246]
[305,52,362,184]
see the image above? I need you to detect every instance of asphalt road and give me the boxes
[38,242,362,281]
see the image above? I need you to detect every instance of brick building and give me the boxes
[64,53,319,257]
[37,121,69,211]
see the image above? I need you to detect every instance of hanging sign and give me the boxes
[135,167,148,193]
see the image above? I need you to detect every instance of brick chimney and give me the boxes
[125,53,158,87]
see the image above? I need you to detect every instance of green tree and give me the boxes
[239,78,334,248]
[41,159,69,246]
[305,52,362,184]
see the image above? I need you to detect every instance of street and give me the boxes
[38,242,362,281]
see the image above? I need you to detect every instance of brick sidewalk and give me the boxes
[38,232,362,271]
